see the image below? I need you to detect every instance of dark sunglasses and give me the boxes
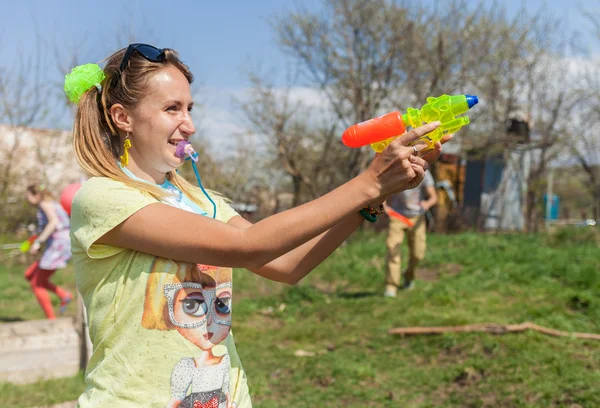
[119,43,166,72]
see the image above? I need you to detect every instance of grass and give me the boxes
[1,227,599,407]
[0,374,86,408]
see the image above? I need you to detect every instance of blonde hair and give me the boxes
[141,260,232,331]
[72,46,215,209]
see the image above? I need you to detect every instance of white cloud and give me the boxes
[280,87,330,110]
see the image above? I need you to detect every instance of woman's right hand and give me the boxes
[365,121,441,197]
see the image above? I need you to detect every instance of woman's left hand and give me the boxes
[403,134,454,190]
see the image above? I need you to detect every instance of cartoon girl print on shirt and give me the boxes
[142,261,236,408]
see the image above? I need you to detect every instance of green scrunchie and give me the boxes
[64,63,106,104]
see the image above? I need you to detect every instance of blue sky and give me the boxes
[1,0,597,136]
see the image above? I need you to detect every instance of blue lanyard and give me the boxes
[188,159,217,219]
[118,163,214,218]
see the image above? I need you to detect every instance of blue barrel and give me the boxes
[543,194,560,220]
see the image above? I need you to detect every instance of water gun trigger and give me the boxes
[409,137,436,154]
[415,116,471,149]
[370,135,403,153]
[378,125,442,154]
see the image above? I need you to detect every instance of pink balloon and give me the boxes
[60,183,82,216]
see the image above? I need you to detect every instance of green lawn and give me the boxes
[1,228,599,407]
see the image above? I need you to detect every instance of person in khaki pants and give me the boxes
[384,171,437,297]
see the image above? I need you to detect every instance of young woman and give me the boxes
[67,43,451,407]
[24,185,72,319]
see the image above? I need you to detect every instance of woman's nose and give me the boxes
[180,114,196,137]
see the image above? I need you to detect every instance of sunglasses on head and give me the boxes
[119,43,166,72]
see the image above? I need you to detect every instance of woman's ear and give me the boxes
[110,103,133,135]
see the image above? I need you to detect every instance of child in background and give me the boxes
[24,185,73,319]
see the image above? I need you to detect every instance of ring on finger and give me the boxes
[412,146,418,155]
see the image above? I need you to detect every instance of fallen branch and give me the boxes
[389,322,600,340]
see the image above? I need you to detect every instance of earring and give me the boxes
[120,132,132,167]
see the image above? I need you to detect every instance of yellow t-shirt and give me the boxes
[70,177,252,408]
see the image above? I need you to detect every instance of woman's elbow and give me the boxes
[230,247,273,271]
[285,275,302,286]
[276,266,304,286]
[203,243,272,270]
[269,271,302,286]
[235,234,278,270]
[249,262,303,285]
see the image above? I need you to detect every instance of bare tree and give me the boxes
[239,71,351,206]
[524,60,573,231]
[272,0,426,177]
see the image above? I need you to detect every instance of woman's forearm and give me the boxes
[238,173,380,268]
[251,212,365,284]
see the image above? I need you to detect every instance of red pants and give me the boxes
[24,261,71,319]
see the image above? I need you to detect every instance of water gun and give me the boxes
[342,94,479,153]
[20,235,38,253]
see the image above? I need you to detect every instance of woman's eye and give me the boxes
[166,105,177,112]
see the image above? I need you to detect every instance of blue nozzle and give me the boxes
[466,95,479,109]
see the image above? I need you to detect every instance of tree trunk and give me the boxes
[525,188,538,233]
